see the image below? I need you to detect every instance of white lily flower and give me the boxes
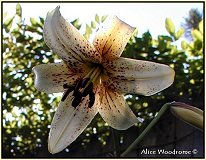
[33,6,175,154]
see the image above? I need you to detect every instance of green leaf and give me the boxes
[30,17,38,26]
[71,18,81,30]
[101,15,107,23]
[128,28,138,44]
[165,18,175,35]
[16,3,22,17]
[95,14,100,24]
[198,20,203,34]
[174,28,184,40]
[192,29,202,41]
[4,16,14,33]
[142,31,152,44]
[194,40,202,50]
[181,40,188,50]
[84,24,92,40]
[91,21,96,29]
[39,17,44,25]
[159,35,173,42]
[25,25,37,32]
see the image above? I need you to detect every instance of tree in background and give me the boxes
[2,4,203,158]
[181,8,203,41]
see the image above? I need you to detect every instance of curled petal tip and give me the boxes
[48,138,65,154]
[48,142,56,154]
[52,6,60,12]
[56,5,61,12]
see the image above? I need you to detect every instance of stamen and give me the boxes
[88,92,95,108]
[63,66,102,108]
[72,95,82,108]
[61,85,75,101]
[73,79,83,96]
[84,67,97,78]
[63,84,70,88]
[89,67,101,81]
[81,78,90,88]
[82,83,93,97]
[84,67,102,89]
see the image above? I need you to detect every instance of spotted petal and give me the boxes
[97,85,138,130]
[48,92,99,154]
[32,62,80,94]
[104,57,175,80]
[46,6,101,65]
[93,16,135,62]
[43,7,85,72]
[102,57,175,96]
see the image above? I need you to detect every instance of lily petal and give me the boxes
[48,6,101,64]
[102,75,174,96]
[104,57,175,80]
[102,57,175,96]
[33,62,80,94]
[97,85,138,130]
[93,16,135,62]
[48,92,99,154]
[43,7,85,72]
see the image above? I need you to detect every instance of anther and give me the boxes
[61,86,75,101]
[73,79,83,96]
[72,95,82,108]
[88,92,95,108]
[63,83,70,89]
[68,77,96,108]
[82,83,93,97]
[81,78,90,88]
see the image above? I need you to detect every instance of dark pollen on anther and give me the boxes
[61,78,95,108]
[82,83,93,97]
[88,92,95,108]
[61,85,75,101]
[72,95,82,108]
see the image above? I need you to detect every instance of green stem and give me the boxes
[120,102,171,157]
[110,127,120,157]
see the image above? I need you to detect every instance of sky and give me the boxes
[3,2,203,39]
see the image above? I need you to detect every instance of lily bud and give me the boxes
[170,102,203,131]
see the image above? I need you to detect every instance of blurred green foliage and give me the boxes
[2,4,203,157]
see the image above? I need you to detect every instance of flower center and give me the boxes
[61,65,103,108]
